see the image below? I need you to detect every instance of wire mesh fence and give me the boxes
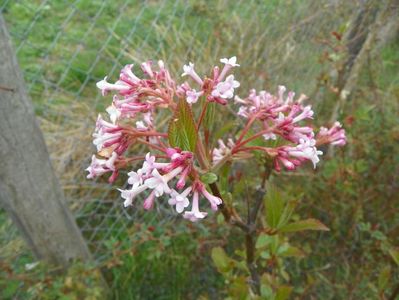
[0,0,359,262]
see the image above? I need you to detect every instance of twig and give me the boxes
[245,187,266,295]
[210,182,248,232]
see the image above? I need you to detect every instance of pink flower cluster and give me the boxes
[86,56,346,222]
[225,86,346,171]
[118,150,221,221]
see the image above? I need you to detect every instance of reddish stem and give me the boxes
[236,114,258,145]
[234,128,275,149]
[196,101,209,131]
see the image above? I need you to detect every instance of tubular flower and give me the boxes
[316,122,347,146]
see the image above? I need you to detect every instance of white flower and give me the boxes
[237,106,249,118]
[141,153,169,175]
[144,167,183,197]
[220,56,240,67]
[106,104,121,124]
[277,85,287,103]
[158,60,165,69]
[186,89,203,104]
[143,112,153,127]
[181,62,195,77]
[127,169,144,187]
[288,139,323,168]
[218,56,240,81]
[92,131,121,152]
[136,120,148,131]
[263,133,277,140]
[86,152,117,179]
[96,76,130,96]
[181,62,203,85]
[168,187,191,213]
[183,191,208,222]
[119,184,148,207]
[211,75,240,99]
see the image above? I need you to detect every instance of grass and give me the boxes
[1,0,398,299]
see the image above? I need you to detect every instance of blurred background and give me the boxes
[0,0,398,299]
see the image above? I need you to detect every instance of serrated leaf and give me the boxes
[388,247,399,266]
[279,218,330,233]
[168,99,198,152]
[200,172,218,184]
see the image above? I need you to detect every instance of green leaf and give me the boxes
[277,200,298,229]
[260,284,273,299]
[279,218,330,233]
[388,247,399,266]
[2,280,19,299]
[275,285,293,300]
[278,245,306,258]
[211,247,231,274]
[168,98,198,152]
[200,172,218,184]
[264,183,284,228]
[378,266,391,291]
[256,234,273,249]
[203,102,215,130]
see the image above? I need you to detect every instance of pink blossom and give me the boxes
[144,167,184,196]
[199,184,222,211]
[112,95,151,120]
[96,76,131,96]
[135,120,148,131]
[106,104,121,124]
[86,152,118,179]
[127,169,144,187]
[183,190,208,222]
[142,153,169,175]
[218,56,240,81]
[143,191,156,210]
[181,62,203,85]
[317,122,346,146]
[168,187,191,213]
[120,64,141,84]
[141,61,154,78]
[119,184,148,207]
[92,115,124,152]
[276,138,323,171]
[211,75,240,99]
[212,139,235,164]
[186,89,203,104]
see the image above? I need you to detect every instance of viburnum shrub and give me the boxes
[87,57,346,296]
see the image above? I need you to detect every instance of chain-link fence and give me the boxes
[0,0,359,262]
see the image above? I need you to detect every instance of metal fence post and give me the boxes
[0,14,92,267]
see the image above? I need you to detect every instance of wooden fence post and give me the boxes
[0,14,92,267]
